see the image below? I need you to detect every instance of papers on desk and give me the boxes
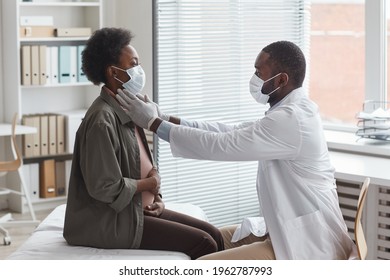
[356,108,390,120]
[356,108,390,141]
[231,217,267,242]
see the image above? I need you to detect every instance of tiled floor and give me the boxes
[0,208,51,260]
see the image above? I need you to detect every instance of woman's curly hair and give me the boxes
[82,27,133,85]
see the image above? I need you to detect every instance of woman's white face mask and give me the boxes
[249,72,281,104]
[112,65,146,95]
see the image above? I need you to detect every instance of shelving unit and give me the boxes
[1,0,103,212]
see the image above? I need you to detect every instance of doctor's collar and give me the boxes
[266,87,304,114]
[266,97,284,115]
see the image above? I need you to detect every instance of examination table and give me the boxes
[7,203,208,260]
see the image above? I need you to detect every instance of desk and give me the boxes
[330,151,390,186]
[0,122,37,213]
[1,122,39,245]
[0,123,37,137]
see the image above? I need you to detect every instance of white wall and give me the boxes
[0,0,6,209]
[0,1,154,209]
[0,0,154,119]
[108,0,154,99]
[0,0,4,122]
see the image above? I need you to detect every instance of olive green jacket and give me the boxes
[63,87,153,249]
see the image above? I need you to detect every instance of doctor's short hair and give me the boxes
[82,27,134,85]
[262,41,306,87]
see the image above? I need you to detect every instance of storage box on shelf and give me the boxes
[1,0,103,212]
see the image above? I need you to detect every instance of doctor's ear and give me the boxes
[279,73,289,87]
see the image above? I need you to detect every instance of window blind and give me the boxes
[154,0,310,227]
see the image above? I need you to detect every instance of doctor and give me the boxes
[116,41,357,259]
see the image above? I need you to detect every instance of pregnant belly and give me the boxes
[142,191,154,208]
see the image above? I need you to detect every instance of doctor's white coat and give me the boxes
[167,87,357,259]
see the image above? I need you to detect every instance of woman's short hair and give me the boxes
[82,27,134,85]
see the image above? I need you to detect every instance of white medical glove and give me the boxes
[143,94,170,121]
[116,89,159,130]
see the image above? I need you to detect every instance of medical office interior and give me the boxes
[0,0,389,260]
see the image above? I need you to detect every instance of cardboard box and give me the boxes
[54,27,92,37]
[20,26,55,37]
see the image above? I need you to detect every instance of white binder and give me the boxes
[31,45,40,85]
[70,46,77,83]
[59,46,71,83]
[50,46,59,84]
[38,45,47,85]
[77,45,88,82]
[21,45,31,86]
[45,46,51,85]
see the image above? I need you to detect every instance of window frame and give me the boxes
[364,0,387,103]
[322,0,387,132]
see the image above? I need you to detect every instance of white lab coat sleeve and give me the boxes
[170,107,302,161]
[194,120,254,132]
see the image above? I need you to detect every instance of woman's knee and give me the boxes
[189,234,218,260]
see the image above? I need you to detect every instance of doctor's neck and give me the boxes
[268,85,297,107]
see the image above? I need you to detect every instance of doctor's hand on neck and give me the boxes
[116,88,181,133]
[116,88,159,130]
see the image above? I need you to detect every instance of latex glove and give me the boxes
[143,94,170,121]
[116,88,158,130]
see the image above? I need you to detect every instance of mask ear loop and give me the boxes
[111,65,125,72]
[113,76,125,84]
[262,72,280,95]
[264,72,282,83]
[111,65,129,84]
[266,86,281,97]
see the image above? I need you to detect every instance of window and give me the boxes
[309,0,365,125]
[310,0,389,127]
[154,0,310,226]
[387,1,390,102]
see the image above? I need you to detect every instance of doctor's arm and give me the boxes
[145,95,253,132]
[116,89,250,145]
[117,89,243,133]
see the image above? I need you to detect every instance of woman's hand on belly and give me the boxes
[144,195,165,217]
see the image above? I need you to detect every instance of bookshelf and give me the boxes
[1,0,103,212]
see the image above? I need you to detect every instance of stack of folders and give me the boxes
[22,113,66,158]
[20,44,88,86]
[356,108,390,140]
[39,159,67,198]
[22,159,67,200]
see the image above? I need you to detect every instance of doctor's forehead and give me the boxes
[254,51,271,70]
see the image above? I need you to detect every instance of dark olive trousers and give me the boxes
[139,209,224,259]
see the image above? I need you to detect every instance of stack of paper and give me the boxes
[356,108,390,140]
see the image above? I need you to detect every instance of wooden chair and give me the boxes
[354,177,370,260]
[0,113,39,245]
